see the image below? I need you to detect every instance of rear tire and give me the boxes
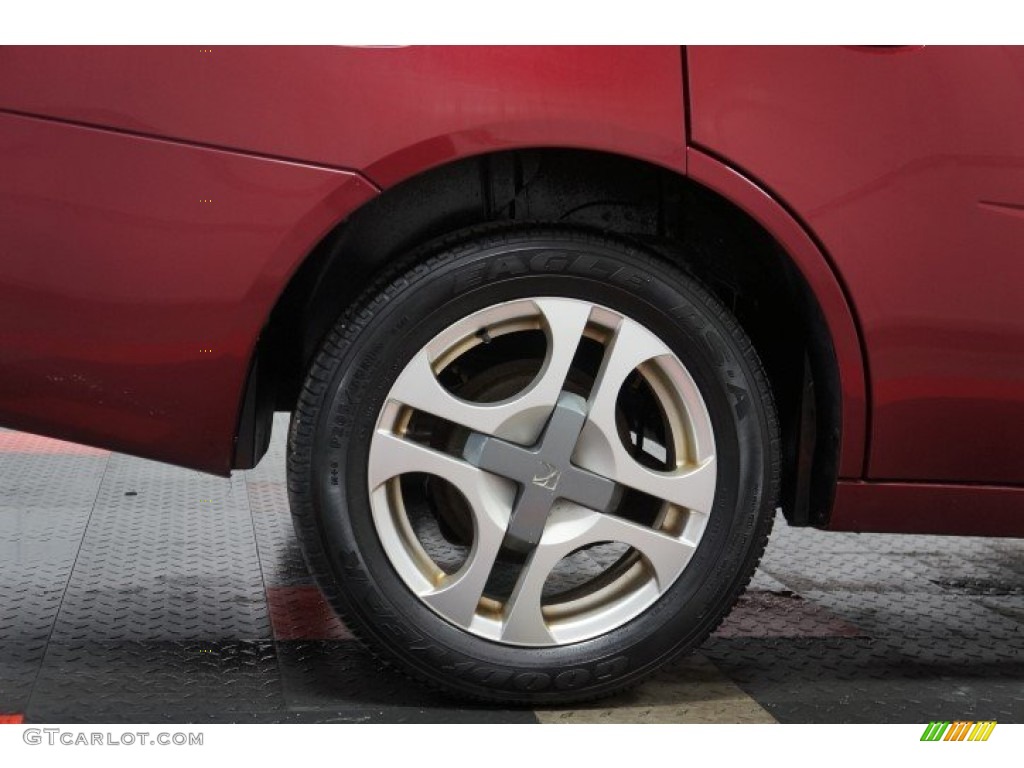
[287,227,779,703]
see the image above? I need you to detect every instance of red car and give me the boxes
[1,46,1021,703]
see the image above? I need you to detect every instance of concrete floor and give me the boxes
[1,415,1021,723]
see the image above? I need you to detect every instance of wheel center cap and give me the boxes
[463,392,616,551]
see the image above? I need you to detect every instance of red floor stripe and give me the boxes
[266,585,352,641]
[0,714,24,723]
[0,430,109,456]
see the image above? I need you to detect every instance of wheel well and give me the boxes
[238,148,842,527]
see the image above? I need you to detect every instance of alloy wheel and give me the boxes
[367,297,717,646]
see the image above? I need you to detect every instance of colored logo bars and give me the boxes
[921,721,997,742]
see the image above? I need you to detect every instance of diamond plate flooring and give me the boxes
[0,415,1021,723]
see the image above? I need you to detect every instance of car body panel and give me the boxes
[689,45,1024,485]
[0,45,691,475]
[687,147,866,479]
[0,46,688,184]
[831,480,1024,537]
[0,110,376,473]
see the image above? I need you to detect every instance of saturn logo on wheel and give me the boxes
[532,461,562,491]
